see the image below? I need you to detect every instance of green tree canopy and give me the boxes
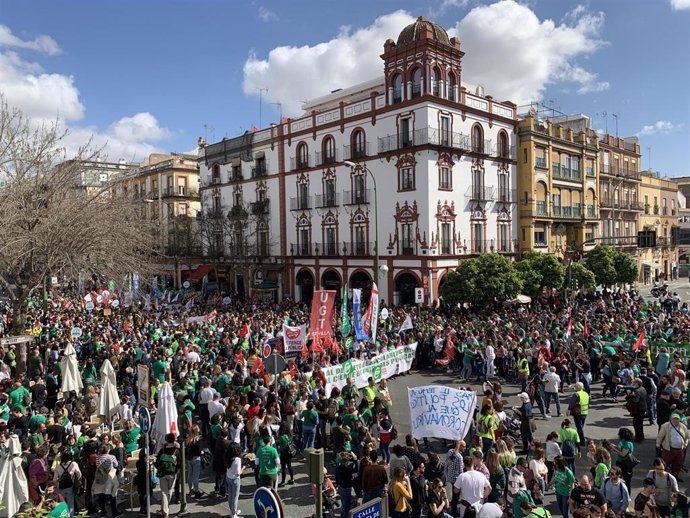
[613,250,639,285]
[516,251,565,298]
[568,262,597,291]
[585,245,617,287]
[440,254,522,308]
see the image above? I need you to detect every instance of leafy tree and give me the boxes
[585,245,617,287]
[613,251,639,285]
[516,251,565,298]
[567,262,597,292]
[441,254,522,308]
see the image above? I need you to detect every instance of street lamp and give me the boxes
[343,161,382,281]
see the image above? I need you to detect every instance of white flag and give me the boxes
[369,283,379,344]
[399,313,413,333]
[184,296,195,312]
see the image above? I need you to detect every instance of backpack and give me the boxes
[58,462,74,489]
[602,477,624,502]
[562,439,576,458]
[327,398,339,419]
[156,451,178,476]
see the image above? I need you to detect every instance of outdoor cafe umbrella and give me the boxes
[152,381,178,448]
[98,359,119,424]
[0,434,29,518]
[60,342,83,394]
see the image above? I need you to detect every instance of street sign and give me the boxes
[265,353,286,375]
[182,281,190,289]
[96,295,104,304]
[350,498,383,518]
[414,288,424,304]
[137,364,150,408]
[111,299,120,308]
[223,296,231,305]
[138,407,151,434]
[71,327,83,338]
[380,308,389,321]
[85,302,95,312]
[253,487,282,518]
[263,343,272,359]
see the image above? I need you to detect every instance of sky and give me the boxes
[0,0,688,175]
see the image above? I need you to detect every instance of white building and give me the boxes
[198,16,518,304]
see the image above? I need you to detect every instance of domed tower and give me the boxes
[381,16,464,106]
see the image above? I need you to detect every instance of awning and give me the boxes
[254,151,265,159]
[254,279,278,290]
[231,157,241,166]
[189,264,215,281]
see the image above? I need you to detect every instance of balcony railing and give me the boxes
[290,155,311,171]
[471,139,493,155]
[343,189,370,205]
[535,157,548,169]
[536,201,548,216]
[312,242,340,256]
[162,187,199,198]
[315,193,340,208]
[378,127,471,153]
[657,237,671,247]
[600,164,641,180]
[552,164,582,182]
[343,143,370,160]
[587,205,596,218]
[289,196,312,211]
[251,163,267,177]
[552,205,582,219]
[654,205,660,215]
[470,239,517,254]
[496,189,517,204]
[250,199,270,215]
[347,241,373,257]
[494,145,516,160]
[586,166,595,177]
[465,185,496,203]
[292,241,373,257]
[315,150,340,166]
[292,242,312,256]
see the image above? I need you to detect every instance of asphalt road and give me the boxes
[123,368,685,518]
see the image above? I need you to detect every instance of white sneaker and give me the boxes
[236,510,242,516]
[544,414,552,419]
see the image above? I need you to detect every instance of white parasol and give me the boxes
[98,359,119,424]
[152,381,178,448]
[60,342,83,394]
[0,435,29,518]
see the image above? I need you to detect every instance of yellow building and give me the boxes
[517,114,600,258]
[638,171,679,283]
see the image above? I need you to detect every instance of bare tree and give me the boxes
[0,98,159,370]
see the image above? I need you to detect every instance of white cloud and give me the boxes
[0,25,61,55]
[0,26,170,161]
[636,120,682,136]
[243,2,609,115]
[258,6,278,22]
[242,10,416,115]
[671,0,690,10]
[432,0,470,15]
[453,0,607,103]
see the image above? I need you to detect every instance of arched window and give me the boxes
[296,142,309,169]
[411,68,422,98]
[392,74,403,103]
[472,124,484,153]
[321,136,335,165]
[212,164,221,183]
[448,72,457,101]
[432,68,441,97]
[497,131,509,158]
[352,129,367,158]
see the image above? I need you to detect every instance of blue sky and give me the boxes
[1,0,688,175]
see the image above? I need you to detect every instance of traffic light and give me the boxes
[305,448,324,484]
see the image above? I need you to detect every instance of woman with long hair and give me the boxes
[186,424,203,498]
[548,456,575,518]
[593,448,611,489]
[277,423,295,487]
[486,450,506,503]
[558,418,580,472]
[609,427,635,488]
[389,467,412,518]
[226,442,244,518]
[528,448,549,497]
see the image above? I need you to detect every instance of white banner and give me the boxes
[282,324,306,354]
[408,386,477,441]
[322,342,417,395]
[369,283,379,344]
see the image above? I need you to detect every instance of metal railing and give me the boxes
[315,193,340,208]
[552,205,582,219]
[251,163,268,177]
[289,196,312,211]
[312,242,340,256]
[494,145,516,160]
[471,239,517,254]
[347,241,373,256]
[535,157,548,169]
[378,127,471,153]
[465,185,496,202]
[250,200,270,215]
[291,242,312,256]
[162,187,199,198]
[315,150,340,166]
[587,205,596,218]
[471,139,493,154]
[343,143,370,160]
[343,189,370,205]
[552,164,582,182]
[600,164,641,180]
[536,201,548,216]
[290,155,311,171]
[496,189,517,204]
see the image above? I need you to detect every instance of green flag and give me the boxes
[340,282,351,335]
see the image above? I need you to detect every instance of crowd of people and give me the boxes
[0,285,688,518]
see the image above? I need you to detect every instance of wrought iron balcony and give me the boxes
[250,199,270,215]
[315,150,339,166]
[495,189,517,204]
[162,187,199,198]
[315,193,340,208]
[535,157,548,169]
[290,155,311,171]
[535,201,549,216]
[289,196,312,211]
[465,185,495,203]
[343,143,370,160]
[552,205,582,219]
[378,127,471,153]
[251,163,268,177]
[552,164,582,182]
[343,189,370,205]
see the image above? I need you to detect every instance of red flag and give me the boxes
[309,290,336,341]
[331,339,340,356]
[240,323,250,338]
[633,331,646,351]
[311,337,325,354]
[301,342,309,360]
[251,357,264,375]
[565,316,572,338]
[123,320,130,333]
[583,318,589,338]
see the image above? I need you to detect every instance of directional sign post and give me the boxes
[254,487,282,518]
[138,407,152,518]
[265,353,286,397]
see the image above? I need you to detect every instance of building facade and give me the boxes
[198,17,519,304]
[638,171,679,283]
[516,114,600,258]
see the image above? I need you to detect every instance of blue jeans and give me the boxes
[557,494,570,518]
[227,477,241,514]
[575,415,587,446]
[303,426,316,449]
[58,488,75,515]
[482,437,494,457]
[338,486,353,518]
[188,456,201,493]
[544,392,561,415]
[380,442,391,464]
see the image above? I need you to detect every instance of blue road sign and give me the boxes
[138,407,151,434]
[253,487,281,518]
[350,498,383,518]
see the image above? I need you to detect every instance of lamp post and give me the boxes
[344,161,380,280]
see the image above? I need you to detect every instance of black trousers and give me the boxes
[632,413,645,441]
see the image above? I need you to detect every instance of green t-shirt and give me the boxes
[0,403,10,421]
[512,490,535,518]
[617,440,633,462]
[9,386,29,410]
[121,427,141,454]
[257,444,279,475]
[594,463,609,487]
[152,360,169,382]
[558,428,580,457]
[29,414,47,433]
[216,374,229,394]
[211,423,223,440]
[553,467,575,496]
[48,502,70,518]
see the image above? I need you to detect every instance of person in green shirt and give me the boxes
[9,382,30,411]
[512,488,535,518]
[120,420,141,455]
[593,448,611,488]
[256,430,279,489]
[47,499,71,518]
[29,413,47,433]
[152,357,169,382]
[558,420,581,471]
[0,393,10,421]
[81,359,97,388]
[607,427,634,488]
[548,457,575,518]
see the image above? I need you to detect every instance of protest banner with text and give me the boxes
[408,386,476,441]
[282,324,307,354]
[309,290,336,340]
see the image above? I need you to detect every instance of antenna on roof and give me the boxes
[612,113,620,139]
[647,146,652,171]
[596,112,608,134]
